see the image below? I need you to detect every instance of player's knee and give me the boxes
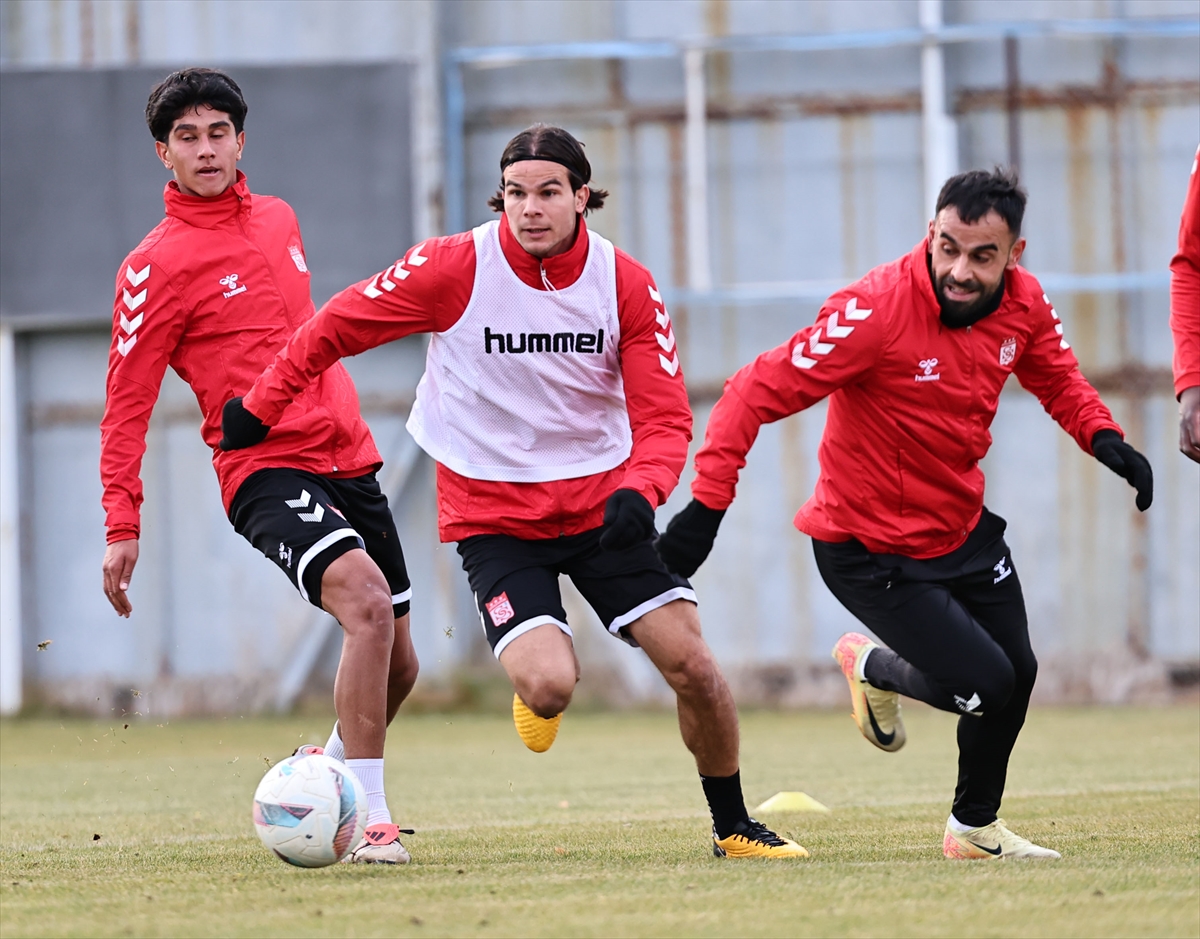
[391,651,419,691]
[976,657,1016,712]
[333,587,394,649]
[659,646,721,699]
[522,677,573,718]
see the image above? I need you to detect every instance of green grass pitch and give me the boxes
[1,705,1197,938]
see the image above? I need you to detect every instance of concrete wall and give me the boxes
[1,0,1196,715]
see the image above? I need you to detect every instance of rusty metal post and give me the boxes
[1005,33,1021,172]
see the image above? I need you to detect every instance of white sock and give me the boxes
[324,722,345,762]
[345,758,391,827]
[948,814,979,833]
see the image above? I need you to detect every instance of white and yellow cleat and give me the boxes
[832,632,906,752]
[943,818,1061,860]
[343,823,413,865]
[713,819,809,859]
[512,693,561,753]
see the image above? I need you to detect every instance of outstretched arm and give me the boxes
[1014,291,1150,510]
[658,292,885,575]
[233,236,474,437]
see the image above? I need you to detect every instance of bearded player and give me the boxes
[99,68,417,863]
[222,124,807,859]
[656,169,1153,860]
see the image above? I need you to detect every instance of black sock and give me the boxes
[700,770,750,839]
[864,646,923,697]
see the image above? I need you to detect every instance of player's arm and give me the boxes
[99,255,187,616]
[223,238,467,448]
[1013,292,1152,511]
[657,292,886,575]
[1169,145,1200,462]
[598,256,694,551]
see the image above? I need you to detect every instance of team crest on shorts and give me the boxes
[486,592,516,627]
[999,337,1017,366]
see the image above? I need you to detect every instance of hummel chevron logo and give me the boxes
[648,285,663,304]
[659,352,680,376]
[364,243,428,298]
[284,490,326,523]
[656,328,676,353]
[825,311,854,339]
[119,312,143,334]
[791,344,817,369]
[655,309,670,329]
[844,297,872,320]
[125,264,150,286]
[808,328,834,356]
[285,490,312,509]
[117,335,137,356]
[123,287,147,312]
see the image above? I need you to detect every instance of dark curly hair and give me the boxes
[936,167,1027,236]
[487,124,609,215]
[146,68,247,143]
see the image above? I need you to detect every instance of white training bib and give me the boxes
[407,220,632,482]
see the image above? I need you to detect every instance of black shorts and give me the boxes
[456,527,695,658]
[229,468,411,617]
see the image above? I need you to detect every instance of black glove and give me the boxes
[598,489,656,551]
[219,396,270,451]
[1092,429,1153,511]
[654,498,726,577]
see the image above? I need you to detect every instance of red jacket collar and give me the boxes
[164,170,251,228]
[498,211,590,290]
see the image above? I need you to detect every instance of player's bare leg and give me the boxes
[629,600,807,858]
[498,623,579,751]
[319,548,412,863]
[627,600,738,776]
[386,613,419,723]
[319,549,395,757]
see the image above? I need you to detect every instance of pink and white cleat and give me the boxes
[343,823,413,865]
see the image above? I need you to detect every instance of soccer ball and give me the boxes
[252,753,367,867]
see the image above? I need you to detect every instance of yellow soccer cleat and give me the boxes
[713,819,809,859]
[943,818,1061,860]
[512,693,561,753]
[832,632,906,752]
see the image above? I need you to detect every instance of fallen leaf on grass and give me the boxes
[92,834,101,841]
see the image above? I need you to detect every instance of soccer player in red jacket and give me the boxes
[223,124,807,859]
[1170,144,1200,462]
[99,69,417,863]
[657,169,1153,860]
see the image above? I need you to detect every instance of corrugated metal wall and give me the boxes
[1,0,1196,714]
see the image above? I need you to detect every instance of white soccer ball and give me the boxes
[252,753,367,867]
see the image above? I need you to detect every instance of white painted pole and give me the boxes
[410,0,444,240]
[684,45,712,291]
[0,324,22,715]
[920,0,958,220]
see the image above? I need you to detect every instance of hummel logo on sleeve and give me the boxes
[364,243,428,299]
[483,327,604,355]
[117,264,151,357]
[993,556,1012,584]
[649,286,680,376]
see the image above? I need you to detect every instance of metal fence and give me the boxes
[1,0,1197,715]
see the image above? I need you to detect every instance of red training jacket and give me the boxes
[691,240,1123,559]
[100,173,381,543]
[245,214,693,543]
[1169,144,1200,397]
